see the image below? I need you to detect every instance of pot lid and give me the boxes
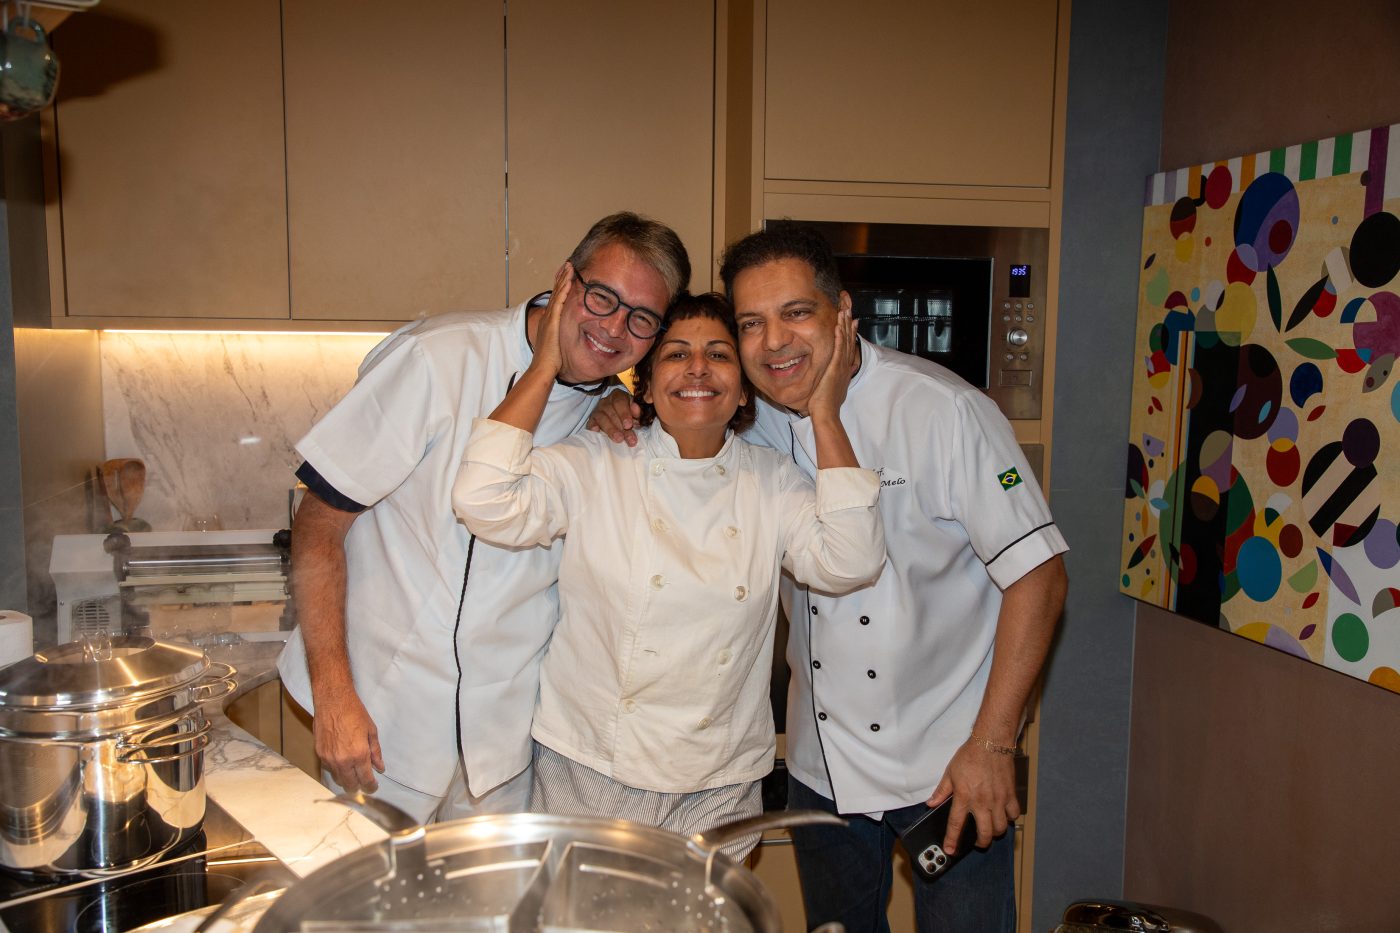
[0,634,210,709]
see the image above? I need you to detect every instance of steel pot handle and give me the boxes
[116,718,211,764]
[691,808,847,851]
[192,661,238,703]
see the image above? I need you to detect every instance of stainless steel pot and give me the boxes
[0,634,236,876]
[248,794,845,932]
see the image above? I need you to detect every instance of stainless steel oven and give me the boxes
[766,220,1049,421]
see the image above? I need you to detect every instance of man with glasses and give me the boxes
[278,213,689,823]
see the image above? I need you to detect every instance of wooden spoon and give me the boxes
[116,460,146,523]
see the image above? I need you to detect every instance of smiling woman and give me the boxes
[632,293,756,457]
[452,289,885,862]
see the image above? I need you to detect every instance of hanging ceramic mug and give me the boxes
[0,15,59,122]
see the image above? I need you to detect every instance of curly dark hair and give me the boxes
[632,292,756,435]
[719,222,844,305]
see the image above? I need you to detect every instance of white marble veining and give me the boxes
[203,642,388,877]
[100,332,385,531]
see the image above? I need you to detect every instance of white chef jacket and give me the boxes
[747,338,1068,815]
[453,419,885,793]
[278,299,601,797]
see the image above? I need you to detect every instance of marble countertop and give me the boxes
[202,640,387,878]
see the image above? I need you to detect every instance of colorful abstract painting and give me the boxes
[1121,123,1400,694]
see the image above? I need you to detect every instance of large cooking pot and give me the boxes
[247,794,843,932]
[0,634,235,876]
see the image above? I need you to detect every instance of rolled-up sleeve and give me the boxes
[780,464,886,594]
[452,418,572,548]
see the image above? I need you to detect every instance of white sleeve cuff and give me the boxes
[465,418,536,474]
[815,467,881,513]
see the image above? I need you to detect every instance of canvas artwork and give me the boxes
[1121,123,1400,694]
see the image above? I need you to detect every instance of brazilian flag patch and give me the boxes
[997,467,1023,491]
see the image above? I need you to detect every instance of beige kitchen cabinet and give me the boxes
[505,1,716,299]
[47,0,290,320]
[763,0,1059,189]
[282,0,507,320]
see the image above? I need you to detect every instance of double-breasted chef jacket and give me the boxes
[747,337,1069,816]
[453,420,885,793]
[279,298,599,798]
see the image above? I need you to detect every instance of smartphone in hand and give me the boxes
[898,798,981,881]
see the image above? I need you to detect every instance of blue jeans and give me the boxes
[787,775,1016,933]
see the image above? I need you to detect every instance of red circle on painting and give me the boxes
[1268,219,1294,254]
[1177,543,1197,586]
[1267,443,1301,486]
[1227,249,1257,285]
[1279,524,1303,559]
[1205,165,1233,209]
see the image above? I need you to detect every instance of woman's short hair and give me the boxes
[633,292,756,434]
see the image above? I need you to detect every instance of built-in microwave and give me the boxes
[766,220,1048,421]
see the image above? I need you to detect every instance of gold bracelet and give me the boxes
[970,733,1018,757]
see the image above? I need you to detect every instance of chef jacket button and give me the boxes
[716,464,727,476]
[859,615,870,625]
[650,574,664,589]
[867,669,876,679]
[734,585,748,601]
[812,660,821,669]
[725,526,738,538]
[623,699,637,713]
[717,649,732,665]
[651,518,667,533]
[810,605,818,616]
[817,712,828,721]
[651,462,665,475]
[870,723,880,732]
[697,716,712,729]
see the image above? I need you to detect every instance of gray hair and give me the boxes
[568,212,691,302]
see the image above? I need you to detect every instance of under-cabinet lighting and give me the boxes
[102,329,391,337]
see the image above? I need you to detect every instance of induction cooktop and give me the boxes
[0,798,297,933]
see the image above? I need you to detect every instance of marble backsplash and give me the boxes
[100,331,386,530]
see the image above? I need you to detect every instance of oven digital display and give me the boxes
[1008,264,1031,298]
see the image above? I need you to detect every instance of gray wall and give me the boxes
[1031,2,1167,929]
[0,126,31,612]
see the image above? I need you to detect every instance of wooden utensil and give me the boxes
[99,458,150,531]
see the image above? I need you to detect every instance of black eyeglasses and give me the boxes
[572,268,665,340]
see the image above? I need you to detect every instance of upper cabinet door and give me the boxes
[765,0,1059,189]
[51,0,290,318]
[506,1,714,301]
[283,0,507,320]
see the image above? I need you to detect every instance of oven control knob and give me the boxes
[1006,328,1030,348]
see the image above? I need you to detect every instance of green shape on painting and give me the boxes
[1287,560,1318,593]
[1130,478,1146,500]
[1145,267,1171,308]
[1220,570,1241,603]
[1267,266,1282,332]
[1122,573,1131,588]
[1148,322,1166,353]
[1159,463,1188,555]
[1284,337,1336,361]
[1224,474,1254,536]
[1332,613,1369,662]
